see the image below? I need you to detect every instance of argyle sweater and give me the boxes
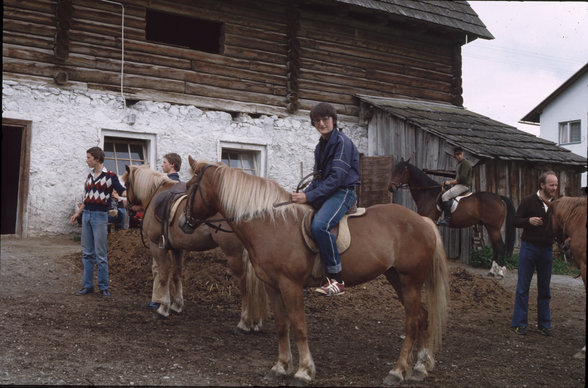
[83,167,126,212]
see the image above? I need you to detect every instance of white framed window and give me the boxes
[219,141,267,177]
[104,137,147,176]
[102,130,156,176]
[558,120,581,145]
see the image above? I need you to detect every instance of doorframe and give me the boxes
[2,118,32,237]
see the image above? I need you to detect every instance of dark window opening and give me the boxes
[146,9,223,54]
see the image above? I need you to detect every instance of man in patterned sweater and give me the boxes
[70,146,126,297]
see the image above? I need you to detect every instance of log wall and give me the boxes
[3,0,461,118]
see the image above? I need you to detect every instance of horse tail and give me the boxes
[422,217,450,353]
[243,249,270,324]
[501,196,516,259]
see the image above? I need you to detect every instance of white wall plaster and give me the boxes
[2,79,368,237]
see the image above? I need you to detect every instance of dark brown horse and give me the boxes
[549,196,587,289]
[122,164,269,332]
[183,157,450,385]
[388,159,515,276]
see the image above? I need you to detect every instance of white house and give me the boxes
[521,63,588,188]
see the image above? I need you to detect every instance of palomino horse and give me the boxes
[122,165,269,332]
[549,196,587,359]
[549,196,587,289]
[389,159,515,276]
[183,157,450,385]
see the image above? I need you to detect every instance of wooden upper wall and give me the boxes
[3,0,464,118]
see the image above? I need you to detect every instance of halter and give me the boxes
[181,164,235,234]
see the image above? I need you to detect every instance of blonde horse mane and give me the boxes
[194,162,306,223]
[125,164,173,201]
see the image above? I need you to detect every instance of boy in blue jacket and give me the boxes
[291,103,360,296]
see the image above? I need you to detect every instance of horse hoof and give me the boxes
[152,312,167,320]
[234,327,252,335]
[407,370,427,382]
[383,373,403,386]
[288,377,309,387]
[573,350,585,359]
[263,370,286,382]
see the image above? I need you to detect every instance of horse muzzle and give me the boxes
[388,183,398,193]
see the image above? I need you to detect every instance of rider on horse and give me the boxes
[437,146,472,226]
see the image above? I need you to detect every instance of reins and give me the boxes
[182,164,236,234]
[273,171,318,208]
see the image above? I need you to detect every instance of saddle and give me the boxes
[301,205,366,255]
[152,182,187,249]
[436,191,473,213]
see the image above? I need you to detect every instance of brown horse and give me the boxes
[183,157,449,385]
[388,159,515,276]
[549,196,587,289]
[122,164,269,332]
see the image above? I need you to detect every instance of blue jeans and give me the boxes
[511,241,553,329]
[81,210,109,291]
[311,188,357,274]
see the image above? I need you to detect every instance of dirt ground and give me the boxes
[1,229,585,387]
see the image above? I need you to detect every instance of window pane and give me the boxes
[104,159,117,173]
[570,122,581,142]
[115,143,130,159]
[130,144,144,160]
[558,123,568,143]
[104,142,115,159]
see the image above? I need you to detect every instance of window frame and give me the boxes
[558,120,582,145]
[101,129,156,176]
[218,141,267,177]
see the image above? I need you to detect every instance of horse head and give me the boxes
[388,157,411,192]
[123,165,142,209]
[182,156,220,233]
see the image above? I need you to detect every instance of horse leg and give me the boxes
[232,250,270,333]
[169,249,184,314]
[150,242,172,317]
[263,285,294,381]
[383,271,423,385]
[487,226,506,279]
[279,279,315,385]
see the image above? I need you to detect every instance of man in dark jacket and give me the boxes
[291,102,360,296]
[511,171,558,336]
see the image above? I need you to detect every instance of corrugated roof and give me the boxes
[335,0,494,40]
[357,95,587,167]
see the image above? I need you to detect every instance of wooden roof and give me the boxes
[335,0,494,40]
[357,95,587,167]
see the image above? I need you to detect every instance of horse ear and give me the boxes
[188,155,197,172]
[406,157,411,164]
[125,165,130,173]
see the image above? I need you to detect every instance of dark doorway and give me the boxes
[1,125,24,234]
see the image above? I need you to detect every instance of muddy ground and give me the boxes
[0,229,585,387]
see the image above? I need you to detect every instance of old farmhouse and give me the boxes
[3,0,585,263]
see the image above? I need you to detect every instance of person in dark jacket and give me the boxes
[511,171,558,336]
[291,102,360,296]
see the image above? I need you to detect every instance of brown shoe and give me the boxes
[314,278,345,296]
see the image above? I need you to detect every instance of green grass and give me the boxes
[469,245,580,276]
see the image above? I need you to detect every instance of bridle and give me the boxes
[181,164,235,234]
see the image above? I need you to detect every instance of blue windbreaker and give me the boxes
[304,128,360,207]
